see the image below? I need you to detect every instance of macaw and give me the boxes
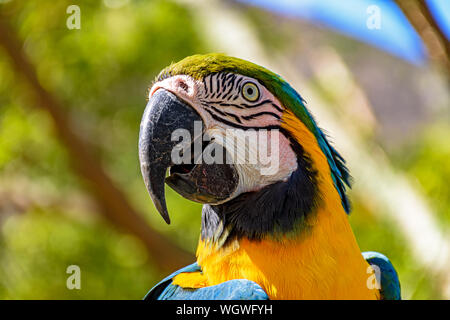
[138,54,400,300]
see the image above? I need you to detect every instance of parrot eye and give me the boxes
[241,82,260,102]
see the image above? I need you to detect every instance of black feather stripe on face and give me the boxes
[197,72,283,128]
[201,128,320,246]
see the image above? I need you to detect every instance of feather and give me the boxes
[144,263,269,300]
[363,251,401,300]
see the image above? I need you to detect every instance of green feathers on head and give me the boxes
[157,53,351,213]
[157,53,316,134]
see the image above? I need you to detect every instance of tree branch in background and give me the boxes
[0,18,194,273]
[394,0,450,75]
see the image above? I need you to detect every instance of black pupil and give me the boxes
[247,87,254,95]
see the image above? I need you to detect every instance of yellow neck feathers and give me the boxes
[190,207,378,299]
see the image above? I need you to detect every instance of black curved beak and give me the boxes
[139,89,239,225]
[138,89,202,224]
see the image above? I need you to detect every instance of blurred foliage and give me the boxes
[352,121,450,299]
[0,209,157,299]
[393,123,450,228]
[349,198,444,299]
[0,0,448,299]
[0,0,206,299]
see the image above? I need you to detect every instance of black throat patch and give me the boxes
[201,133,320,246]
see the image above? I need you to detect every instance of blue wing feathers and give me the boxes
[144,262,269,300]
[363,251,401,300]
[144,262,201,300]
[157,279,269,300]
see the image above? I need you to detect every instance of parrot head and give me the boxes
[139,53,350,243]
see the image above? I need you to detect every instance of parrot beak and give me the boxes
[139,89,202,224]
[139,89,238,224]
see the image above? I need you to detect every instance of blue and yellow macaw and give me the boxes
[138,54,400,300]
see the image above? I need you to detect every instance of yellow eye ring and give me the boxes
[242,82,260,102]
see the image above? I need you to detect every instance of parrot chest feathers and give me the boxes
[192,206,380,300]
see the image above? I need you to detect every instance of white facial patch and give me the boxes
[205,126,297,201]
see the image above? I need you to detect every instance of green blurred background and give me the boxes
[0,0,448,299]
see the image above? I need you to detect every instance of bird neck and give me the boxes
[194,201,379,300]
[199,126,320,246]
